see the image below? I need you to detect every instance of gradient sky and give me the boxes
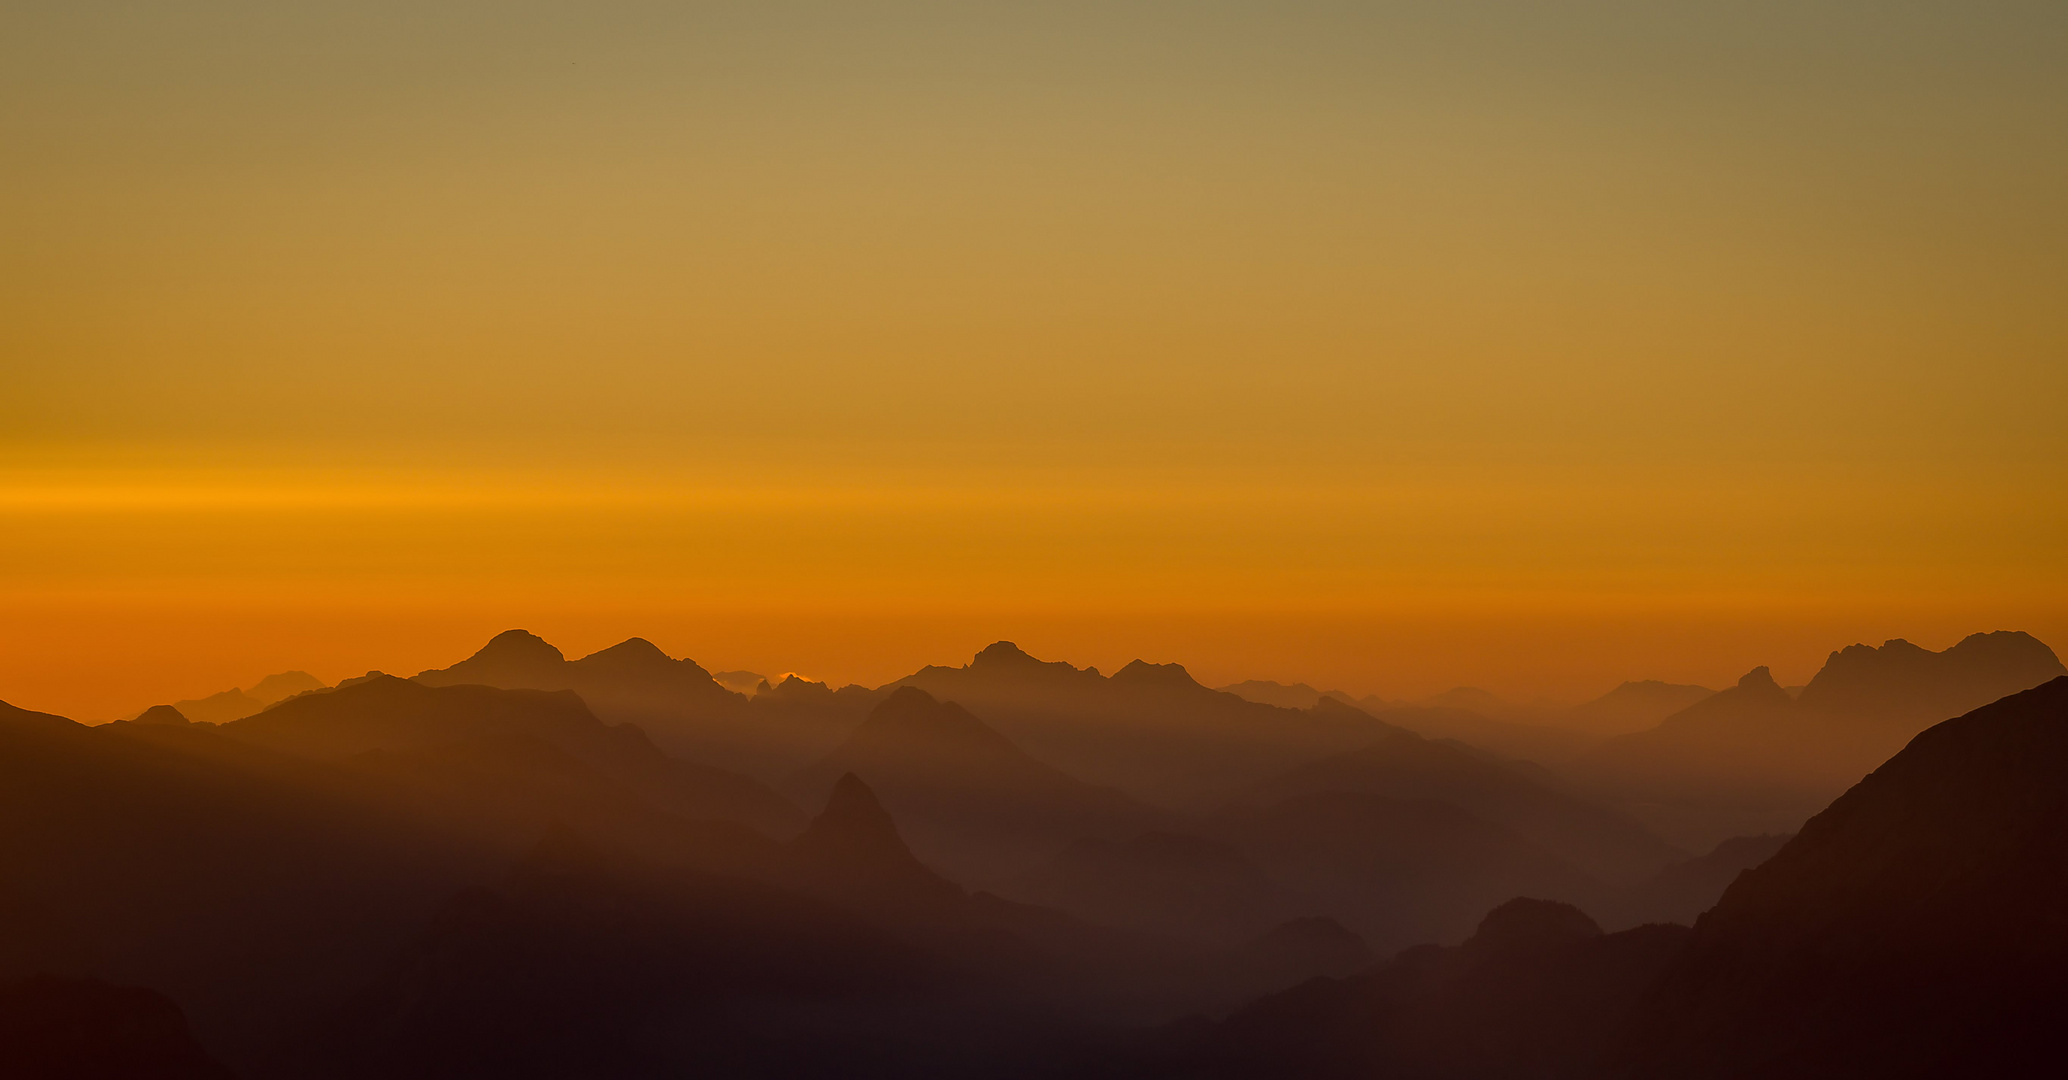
[4,2,2064,719]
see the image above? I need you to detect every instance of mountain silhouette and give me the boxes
[415,630,771,765]
[134,703,196,726]
[1616,675,2068,1078]
[0,697,494,1073]
[1214,680,1364,711]
[1210,792,1601,954]
[1156,897,1690,1079]
[892,642,1413,807]
[0,974,235,1080]
[1568,632,2065,847]
[1247,728,1682,886]
[793,686,1169,887]
[222,674,803,839]
[1563,679,1714,735]
[416,630,876,780]
[785,773,963,909]
[173,670,328,725]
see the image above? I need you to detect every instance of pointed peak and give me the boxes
[470,629,565,665]
[132,704,192,726]
[820,772,892,826]
[1737,666,1780,692]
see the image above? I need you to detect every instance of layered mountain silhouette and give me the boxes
[1150,898,1690,1079]
[1615,674,2068,1077]
[1208,791,1600,954]
[170,670,327,725]
[223,674,803,840]
[1566,632,2065,846]
[892,642,1412,807]
[794,686,1170,887]
[1246,728,1682,886]
[1564,679,1714,735]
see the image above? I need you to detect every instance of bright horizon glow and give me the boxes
[4,2,2063,719]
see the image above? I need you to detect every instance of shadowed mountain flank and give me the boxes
[794,686,1169,888]
[1208,792,1600,954]
[1616,675,2068,1078]
[892,642,1413,808]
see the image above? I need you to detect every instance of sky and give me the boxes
[3,1,2064,719]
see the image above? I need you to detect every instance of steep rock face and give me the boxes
[794,687,1168,888]
[1618,676,2068,1079]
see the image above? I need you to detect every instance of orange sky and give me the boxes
[3,2,2064,719]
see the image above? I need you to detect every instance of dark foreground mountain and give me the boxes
[892,643,1413,808]
[1615,674,2068,1078]
[1141,898,1689,1079]
[0,974,235,1080]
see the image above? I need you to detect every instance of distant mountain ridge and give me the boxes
[893,642,1415,807]
[1568,632,2065,846]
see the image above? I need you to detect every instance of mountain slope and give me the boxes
[1617,675,2068,1078]
[794,686,1171,887]
[1154,898,1690,1079]
[1249,729,1682,886]
[1568,632,2065,848]
[224,674,802,838]
[893,642,1412,807]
